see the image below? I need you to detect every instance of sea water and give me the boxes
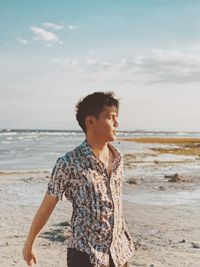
[1,129,200,207]
[1,129,200,172]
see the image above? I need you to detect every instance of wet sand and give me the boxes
[118,137,200,144]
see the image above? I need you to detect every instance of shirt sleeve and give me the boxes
[46,156,71,200]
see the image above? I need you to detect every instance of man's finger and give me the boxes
[28,259,34,266]
[33,255,37,264]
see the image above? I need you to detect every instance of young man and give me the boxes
[23,91,135,267]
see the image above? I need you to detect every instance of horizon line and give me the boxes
[1,128,200,133]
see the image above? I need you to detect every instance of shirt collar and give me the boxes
[79,138,121,167]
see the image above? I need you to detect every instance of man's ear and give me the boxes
[85,115,95,130]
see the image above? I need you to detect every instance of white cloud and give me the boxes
[141,49,200,84]
[91,50,200,84]
[68,24,77,31]
[17,38,28,45]
[46,43,52,47]
[86,59,97,65]
[48,49,200,85]
[30,26,60,44]
[50,57,81,71]
[100,60,112,68]
[43,22,64,30]
[50,58,62,63]
[152,49,200,64]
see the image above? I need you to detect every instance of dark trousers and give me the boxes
[67,247,115,267]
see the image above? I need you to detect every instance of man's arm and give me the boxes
[22,193,58,266]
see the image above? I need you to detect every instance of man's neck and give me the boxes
[85,136,109,158]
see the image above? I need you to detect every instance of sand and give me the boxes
[1,137,200,267]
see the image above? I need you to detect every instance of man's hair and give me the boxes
[75,91,119,133]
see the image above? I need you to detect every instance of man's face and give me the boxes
[92,106,119,142]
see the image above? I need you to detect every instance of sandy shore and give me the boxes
[1,138,200,267]
[1,174,200,267]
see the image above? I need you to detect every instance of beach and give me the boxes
[1,136,200,267]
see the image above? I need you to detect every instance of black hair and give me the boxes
[75,91,119,133]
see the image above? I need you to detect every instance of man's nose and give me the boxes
[114,119,119,128]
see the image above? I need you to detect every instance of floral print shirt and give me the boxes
[47,139,135,267]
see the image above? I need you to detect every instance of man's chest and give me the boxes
[98,147,114,179]
[70,161,122,198]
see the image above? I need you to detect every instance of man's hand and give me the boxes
[22,193,58,265]
[23,243,38,266]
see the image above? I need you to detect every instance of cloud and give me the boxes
[140,49,200,84]
[17,38,28,45]
[30,26,61,44]
[152,49,200,65]
[50,49,200,84]
[50,57,80,72]
[68,24,77,31]
[86,59,97,65]
[50,58,62,63]
[43,22,64,30]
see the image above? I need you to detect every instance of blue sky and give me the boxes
[1,0,200,131]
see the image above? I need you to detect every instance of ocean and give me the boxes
[1,129,200,172]
[1,129,200,207]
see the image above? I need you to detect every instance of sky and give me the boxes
[1,0,200,131]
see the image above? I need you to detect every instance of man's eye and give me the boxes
[108,116,118,119]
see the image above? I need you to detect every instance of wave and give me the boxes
[0,169,51,175]
[1,129,200,138]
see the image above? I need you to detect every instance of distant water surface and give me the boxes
[1,129,200,171]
